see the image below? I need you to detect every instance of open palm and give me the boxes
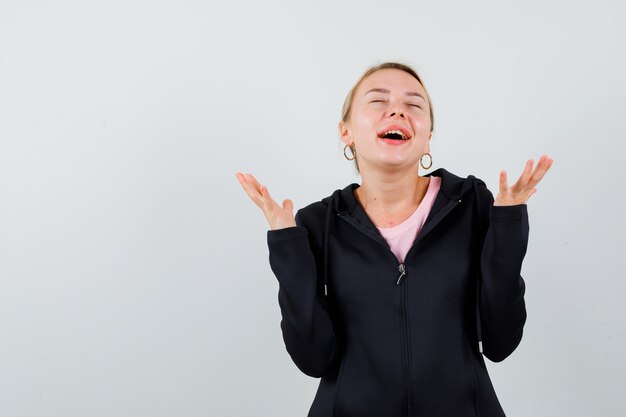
[494,155,554,206]
[235,172,297,230]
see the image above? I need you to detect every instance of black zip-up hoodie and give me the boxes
[266,168,529,417]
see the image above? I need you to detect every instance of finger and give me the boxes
[260,184,270,200]
[252,175,278,205]
[260,184,277,209]
[242,173,267,201]
[235,172,246,186]
[245,173,271,205]
[511,159,534,192]
[283,198,293,213]
[527,156,546,185]
[499,170,508,195]
[527,155,553,188]
[237,173,268,208]
[245,173,263,187]
[236,171,256,191]
[536,154,554,177]
[521,159,534,186]
[244,173,263,193]
[236,172,259,198]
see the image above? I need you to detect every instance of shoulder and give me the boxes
[293,185,344,231]
[292,191,343,252]
[465,173,494,211]
[296,200,328,229]
[472,176,492,199]
[296,183,354,226]
[430,167,491,201]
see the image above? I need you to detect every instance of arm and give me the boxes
[476,182,529,362]
[267,210,340,377]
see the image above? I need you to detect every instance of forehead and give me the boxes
[356,68,426,96]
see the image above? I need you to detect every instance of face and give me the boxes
[339,68,432,171]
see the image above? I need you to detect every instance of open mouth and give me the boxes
[378,130,409,141]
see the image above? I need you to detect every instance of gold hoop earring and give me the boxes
[343,143,356,161]
[420,153,432,169]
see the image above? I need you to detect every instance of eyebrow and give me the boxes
[364,88,426,101]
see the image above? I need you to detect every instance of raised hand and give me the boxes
[494,154,554,206]
[235,172,297,230]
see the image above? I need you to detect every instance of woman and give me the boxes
[236,62,553,417]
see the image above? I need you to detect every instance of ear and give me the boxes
[425,132,432,154]
[338,120,351,146]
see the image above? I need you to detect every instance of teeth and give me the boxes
[381,129,408,140]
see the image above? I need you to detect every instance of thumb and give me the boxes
[282,199,294,213]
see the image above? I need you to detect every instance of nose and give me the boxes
[387,108,406,119]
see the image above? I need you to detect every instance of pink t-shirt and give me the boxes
[376,176,442,263]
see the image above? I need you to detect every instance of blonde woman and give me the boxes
[236,62,553,417]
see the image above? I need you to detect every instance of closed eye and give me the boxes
[371,100,421,109]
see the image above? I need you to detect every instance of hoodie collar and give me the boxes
[322,167,476,218]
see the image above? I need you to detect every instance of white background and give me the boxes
[1,0,624,416]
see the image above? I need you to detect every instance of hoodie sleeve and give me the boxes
[476,182,529,363]
[266,210,340,378]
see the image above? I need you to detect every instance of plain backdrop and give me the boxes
[1,0,625,416]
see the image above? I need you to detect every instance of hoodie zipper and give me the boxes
[397,264,406,285]
[400,269,412,416]
[337,197,464,417]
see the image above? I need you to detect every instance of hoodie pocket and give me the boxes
[331,347,405,417]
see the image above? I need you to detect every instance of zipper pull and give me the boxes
[396,263,406,285]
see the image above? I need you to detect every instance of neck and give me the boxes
[355,163,429,213]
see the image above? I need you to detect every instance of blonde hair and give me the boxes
[340,62,434,173]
